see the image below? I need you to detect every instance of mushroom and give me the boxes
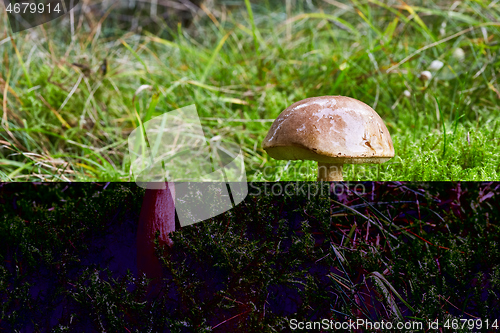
[136,182,175,288]
[428,60,444,71]
[453,48,465,61]
[419,70,432,81]
[262,96,394,181]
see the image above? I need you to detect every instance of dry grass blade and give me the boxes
[372,270,424,319]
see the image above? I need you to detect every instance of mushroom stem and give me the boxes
[317,162,343,181]
[137,182,176,286]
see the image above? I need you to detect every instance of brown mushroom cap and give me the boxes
[262,96,394,164]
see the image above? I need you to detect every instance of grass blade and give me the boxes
[370,271,417,314]
[244,0,260,57]
[10,36,32,88]
[434,96,447,158]
[201,32,231,83]
[120,39,149,73]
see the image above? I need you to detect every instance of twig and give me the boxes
[212,309,250,329]
[438,295,479,319]
[221,295,244,305]
[2,72,27,151]
[38,95,71,129]
[201,117,275,123]
[403,229,464,253]
[329,273,351,290]
[322,0,352,10]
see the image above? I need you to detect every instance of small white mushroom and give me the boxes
[419,71,432,81]
[428,60,444,71]
[403,90,411,98]
[453,48,465,61]
[440,22,447,36]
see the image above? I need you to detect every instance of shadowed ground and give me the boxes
[0,182,499,331]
